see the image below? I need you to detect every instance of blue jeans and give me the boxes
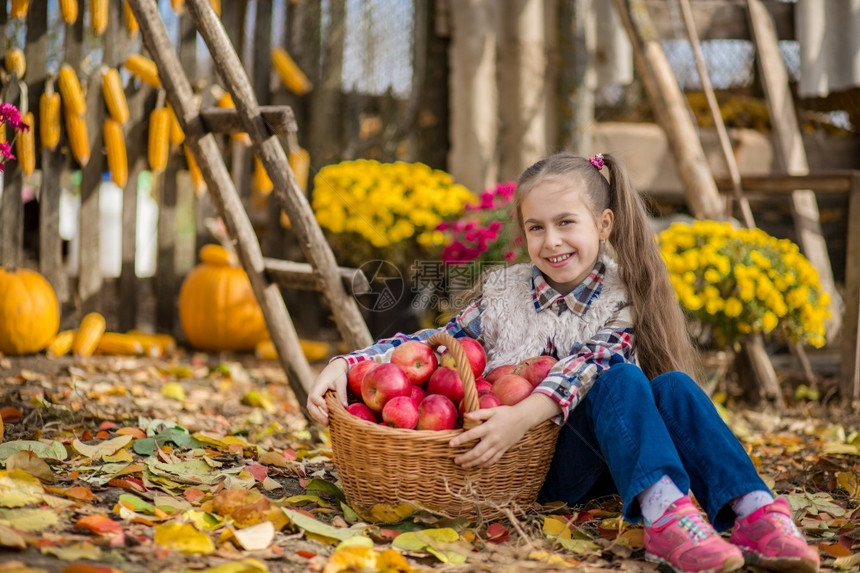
[537,363,769,531]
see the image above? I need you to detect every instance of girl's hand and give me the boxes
[449,406,530,468]
[307,358,349,426]
[448,393,561,468]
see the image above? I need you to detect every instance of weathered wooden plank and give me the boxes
[644,0,794,41]
[839,173,860,405]
[715,173,854,195]
[127,0,316,417]
[155,157,180,334]
[0,76,23,270]
[748,0,842,344]
[78,69,106,316]
[263,258,370,294]
[184,0,373,352]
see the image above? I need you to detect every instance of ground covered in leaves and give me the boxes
[0,352,858,573]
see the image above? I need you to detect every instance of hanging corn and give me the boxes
[59,0,78,24]
[90,0,108,36]
[103,119,128,187]
[124,54,161,88]
[58,64,87,115]
[148,107,170,173]
[272,47,313,95]
[183,144,205,196]
[10,0,28,19]
[15,112,35,176]
[4,48,26,79]
[40,90,61,150]
[166,104,184,146]
[64,110,90,166]
[102,68,129,124]
[123,1,139,36]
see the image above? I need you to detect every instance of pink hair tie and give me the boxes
[589,153,604,171]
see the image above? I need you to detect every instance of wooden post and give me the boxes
[448,0,499,193]
[0,78,23,271]
[840,173,860,407]
[747,0,842,343]
[558,0,596,155]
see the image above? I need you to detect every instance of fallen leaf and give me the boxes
[72,436,133,460]
[0,508,59,532]
[0,441,67,462]
[74,515,122,536]
[0,523,26,549]
[191,559,269,573]
[5,451,55,483]
[282,507,365,543]
[160,382,186,401]
[228,521,275,551]
[153,522,214,555]
[0,469,45,507]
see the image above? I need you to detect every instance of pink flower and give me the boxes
[0,103,28,132]
[504,251,516,261]
[0,142,15,161]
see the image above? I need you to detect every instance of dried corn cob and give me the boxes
[40,91,61,150]
[90,0,108,36]
[289,147,310,191]
[148,107,170,173]
[64,110,90,166]
[183,144,205,196]
[170,0,185,15]
[59,0,78,24]
[4,48,26,79]
[58,64,87,115]
[272,47,312,95]
[126,330,177,357]
[10,0,28,19]
[124,54,161,88]
[15,112,35,176]
[95,332,144,356]
[123,1,139,35]
[102,68,130,124]
[103,118,128,187]
[47,330,76,358]
[166,104,184,146]
[253,157,273,195]
[72,312,106,357]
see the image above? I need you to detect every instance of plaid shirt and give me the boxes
[344,261,635,422]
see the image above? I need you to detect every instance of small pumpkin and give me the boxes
[0,267,60,355]
[178,245,268,352]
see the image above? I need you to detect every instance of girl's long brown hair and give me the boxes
[513,152,699,380]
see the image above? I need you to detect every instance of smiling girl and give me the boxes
[308,153,819,573]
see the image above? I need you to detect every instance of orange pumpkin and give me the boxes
[178,245,268,352]
[0,268,60,355]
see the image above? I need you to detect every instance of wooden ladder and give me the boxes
[128,0,374,419]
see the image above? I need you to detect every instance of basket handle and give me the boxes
[426,332,480,430]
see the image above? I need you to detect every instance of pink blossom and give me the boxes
[0,142,15,161]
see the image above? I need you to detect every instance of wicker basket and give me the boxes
[327,332,560,523]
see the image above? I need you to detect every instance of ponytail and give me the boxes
[602,154,700,380]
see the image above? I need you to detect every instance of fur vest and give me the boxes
[481,255,631,371]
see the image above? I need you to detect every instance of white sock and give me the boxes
[638,475,686,525]
[730,490,775,519]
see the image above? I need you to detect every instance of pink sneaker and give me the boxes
[729,497,820,573]
[644,496,745,573]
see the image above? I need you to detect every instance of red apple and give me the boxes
[417,394,458,431]
[382,396,419,429]
[390,340,438,386]
[514,355,559,387]
[492,373,533,406]
[485,364,516,384]
[346,402,378,423]
[459,391,503,417]
[347,360,379,398]
[409,384,426,405]
[361,363,411,412]
[427,366,465,406]
[475,377,493,395]
[440,337,487,378]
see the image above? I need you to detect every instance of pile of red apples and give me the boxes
[344,339,557,430]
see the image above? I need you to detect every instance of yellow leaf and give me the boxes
[72,435,133,460]
[192,559,269,573]
[542,515,571,539]
[0,508,59,532]
[837,471,860,499]
[5,451,54,483]
[0,469,45,507]
[360,502,417,524]
[242,390,275,413]
[323,546,379,573]
[153,522,214,554]
[160,382,186,401]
